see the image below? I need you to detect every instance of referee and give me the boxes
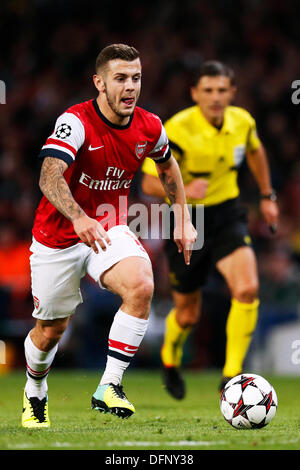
[141,61,279,398]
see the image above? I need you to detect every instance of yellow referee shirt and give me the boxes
[142,105,261,206]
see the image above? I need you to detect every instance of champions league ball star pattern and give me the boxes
[220,373,278,429]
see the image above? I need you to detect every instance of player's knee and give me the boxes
[124,275,154,316]
[180,311,199,328]
[132,276,154,304]
[38,319,68,346]
[234,281,259,303]
[177,304,200,328]
[174,293,201,328]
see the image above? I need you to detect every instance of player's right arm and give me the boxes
[39,157,83,221]
[39,156,111,253]
[38,110,111,253]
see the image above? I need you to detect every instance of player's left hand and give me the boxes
[173,221,197,265]
[259,199,279,233]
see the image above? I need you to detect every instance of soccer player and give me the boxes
[22,44,197,428]
[141,61,279,399]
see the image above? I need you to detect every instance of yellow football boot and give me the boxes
[91,383,135,419]
[22,390,50,428]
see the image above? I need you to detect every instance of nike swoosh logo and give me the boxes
[88,144,104,151]
[124,346,138,353]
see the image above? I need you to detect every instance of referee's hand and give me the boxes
[260,199,279,235]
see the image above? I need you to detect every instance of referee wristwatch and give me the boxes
[260,190,277,202]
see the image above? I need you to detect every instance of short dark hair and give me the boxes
[192,60,235,86]
[95,44,140,73]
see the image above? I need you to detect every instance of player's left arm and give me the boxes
[155,155,197,265]
[246,143,279,231]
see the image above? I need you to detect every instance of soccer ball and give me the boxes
[220,373,278,429]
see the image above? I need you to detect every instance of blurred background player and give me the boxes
[22,44,196,428]
[141,60,279,398]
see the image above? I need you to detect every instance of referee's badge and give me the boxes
[135,141,147,159]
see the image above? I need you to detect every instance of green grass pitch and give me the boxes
[0,369,299,450]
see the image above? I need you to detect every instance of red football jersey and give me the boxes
[33,99,170,248]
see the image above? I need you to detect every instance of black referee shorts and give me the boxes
[164,198,252,293]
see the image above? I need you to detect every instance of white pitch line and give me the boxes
[8,440,229,449]
[8,442,72,449]
[107,440,227,447]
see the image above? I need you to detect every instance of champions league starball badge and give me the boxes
[55,123,72,139]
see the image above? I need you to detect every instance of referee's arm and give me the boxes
[141,171,208,201]
[141,172,165,198]
[246,144,279,229]
[246,143,273,197]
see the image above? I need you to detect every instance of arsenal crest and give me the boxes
[135,141,147,159]
[33,296,40,309]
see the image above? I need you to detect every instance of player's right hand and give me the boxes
[185,178,208,200]
[72,214,111,253]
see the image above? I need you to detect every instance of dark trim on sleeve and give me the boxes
[189,171,211,177]
[245,126,252,147]
[169,140,184,156]
[38,148,74,166]
[152,147,172,164]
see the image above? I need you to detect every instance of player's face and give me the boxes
[95,58,142,125]
[191,76,236,126]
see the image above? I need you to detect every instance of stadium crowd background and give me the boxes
[0,0,299,374]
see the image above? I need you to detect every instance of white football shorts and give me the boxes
[30,225,151,320]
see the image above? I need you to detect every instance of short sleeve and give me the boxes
[164,119,184,162]
[141,156,159,177]
[246,117,261,153]
[38,112,85,166]
[148,123,171,164]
